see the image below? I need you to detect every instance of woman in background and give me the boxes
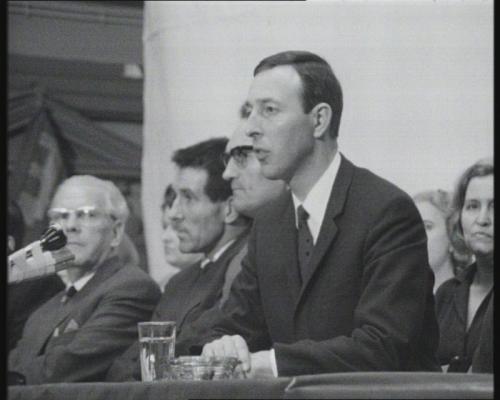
[435,159,493,372]
[413,190,471,292]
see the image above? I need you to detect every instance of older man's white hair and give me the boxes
[52,175,130,224]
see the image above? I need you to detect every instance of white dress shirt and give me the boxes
[292,151,342,244]
[66,271,95,292]
[199,239,236,269]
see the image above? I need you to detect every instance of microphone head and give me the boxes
[40,224,67,252]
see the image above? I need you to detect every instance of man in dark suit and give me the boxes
[201,50,440,377]
[8,175,161,384]
[106,138,251,381]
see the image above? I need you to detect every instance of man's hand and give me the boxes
[247,350,274,378]
[202,335,251,373]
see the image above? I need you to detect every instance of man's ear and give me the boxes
[311,102,332,139]
[110,220,126,248]
[223,197,240,225]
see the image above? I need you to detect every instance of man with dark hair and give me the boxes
[106,137,251,381]
[202,51,440,377]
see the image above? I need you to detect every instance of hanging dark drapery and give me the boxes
[8,86,142,245]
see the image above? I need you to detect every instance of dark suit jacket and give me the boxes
[105,230,249,382]
[471,292,493,373]
[8,275,65,351]
[8,256,161,384]
[200,155,440,376]
[435,263,493,372]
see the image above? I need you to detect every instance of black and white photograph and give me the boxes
[7,1,493,398]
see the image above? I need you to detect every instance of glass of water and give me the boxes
[138,321,176,382]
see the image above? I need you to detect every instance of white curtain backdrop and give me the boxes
[142,0,493,286]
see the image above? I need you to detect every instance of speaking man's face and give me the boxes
[240,65,316,183]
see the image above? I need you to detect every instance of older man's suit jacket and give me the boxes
[8,256,161,384]
[105,230,249,382]
[203,155,440,376]
[8,275,65,351]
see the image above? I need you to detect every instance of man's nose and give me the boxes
[222,158,237,181]
[61,213,80,232]
[168,198,183,221]
[244,110,262,142]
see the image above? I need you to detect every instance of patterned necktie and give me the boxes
[61,286,77,304]
[297,205,314,282]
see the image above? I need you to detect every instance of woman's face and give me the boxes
[461,175,494,258]
[416,201,451,271]
[161,207,203,269]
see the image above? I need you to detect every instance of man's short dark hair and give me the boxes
[8,200,25,251]
[254,50,343,139]
[172,137,232,202]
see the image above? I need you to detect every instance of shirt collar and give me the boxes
[292,151,342,244]
[200,238,236,269]
[66,271,95,292]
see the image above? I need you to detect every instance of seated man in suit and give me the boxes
[219,123,288,303]
[106,137,251,381]
[201,50,440,377]
[8,175,161,384]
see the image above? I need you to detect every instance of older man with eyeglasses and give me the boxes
[222,122,287,219]
[214,125,288,307]
[8,175,161,384]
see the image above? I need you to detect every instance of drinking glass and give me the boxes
[138,321,176,382]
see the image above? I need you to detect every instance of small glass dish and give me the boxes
[168,356,240,381]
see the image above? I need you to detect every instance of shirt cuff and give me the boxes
[269,348,278,377]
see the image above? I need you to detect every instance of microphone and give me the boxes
[8,224,75,284]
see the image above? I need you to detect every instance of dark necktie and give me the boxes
[61,286,77,304]
[297,205,314,282]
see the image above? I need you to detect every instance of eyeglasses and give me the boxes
[47,206,114,226]
[222,146,254,168]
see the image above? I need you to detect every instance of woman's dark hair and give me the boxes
[162,184,177,211]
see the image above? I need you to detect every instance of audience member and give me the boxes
[106,138,251,381]
[219,123,288,303]
[7,201,65,351]
[435,159,494,372]
[413,190,471,292]
[161,184,204,269]
[8,175,161,384]
[201,50,440,377]
[222,122,288,218]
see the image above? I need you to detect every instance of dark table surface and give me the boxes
[8,372,493,400]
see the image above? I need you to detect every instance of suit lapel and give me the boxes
[175,263,203,333]
[296,156,354,306]
[32,292,68,355]
[35,257,122,355]
[176,230,249,333]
